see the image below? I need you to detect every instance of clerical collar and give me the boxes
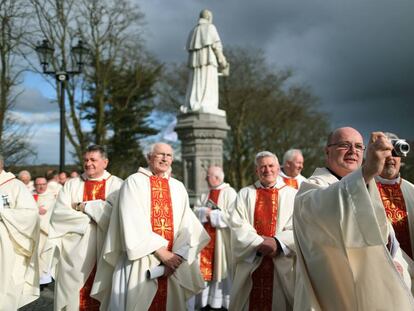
[326,167,343,180]
[254,180,279,189]
[139,167,170,179]
[210,182,225,190]
[81,170,110,181]
[375,174,401,185]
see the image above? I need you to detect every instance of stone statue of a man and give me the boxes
[181,9,229,115]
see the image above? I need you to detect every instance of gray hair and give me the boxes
[283,149,303,165]
[255,151,279,167]
[18,170,31,180]
[146,143,173,160]
[0,154,3,170]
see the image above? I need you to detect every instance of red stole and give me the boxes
[377,182,412,258]
[200,189,220,281]
[283,177,298,189]
[149,176,174,311]
[79,178,107,311]
[249,188,279,311]
[33,194,39,202]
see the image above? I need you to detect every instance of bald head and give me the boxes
[18,170,32,185]
[325,127,365,177]
[206,165,224,188]
[327,127,363,146]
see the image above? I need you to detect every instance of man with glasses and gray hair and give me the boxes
[293,127,414,310]
[229,151,297,310]
[92,142,210,310]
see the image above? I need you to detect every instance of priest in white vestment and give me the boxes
[293,127,414,310]
[373,132,414,261]
[0,155,39,309]
[18,169,35,193]
[182,9,228,115]
[191,165,237,310]
[46,145,123,311]
[279,149,307,190]
[92,142,210,311]
[229,151,297,311]
[33,176,56,286]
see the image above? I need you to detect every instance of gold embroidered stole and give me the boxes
[79,178,107,311]
[149,175,174,311]
[377,181,411,258]
[200,189,220,281]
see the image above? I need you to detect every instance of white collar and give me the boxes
[138,167,170,179]
[375,174,401,185]
[210,182,229,191]
[81,170,111,181]
[254,176,285,189]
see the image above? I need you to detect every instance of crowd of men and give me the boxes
[0,127,413,311]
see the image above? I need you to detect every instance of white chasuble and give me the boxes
[0,170,40,310]
[293,167,414,310]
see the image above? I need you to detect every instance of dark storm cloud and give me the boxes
[139,0,414,138]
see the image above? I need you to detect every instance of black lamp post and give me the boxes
[35,39,87,172]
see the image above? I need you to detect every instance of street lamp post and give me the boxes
[35,39,87,172]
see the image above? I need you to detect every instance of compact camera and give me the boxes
[391,139,410,157]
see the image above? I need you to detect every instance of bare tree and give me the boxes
[0,114,35,165]
[30,0,149,163]
[76,0,145,146]
[0,0,35,162]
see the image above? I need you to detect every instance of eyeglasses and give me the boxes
[327,141,366,153]
[154,152,173,159]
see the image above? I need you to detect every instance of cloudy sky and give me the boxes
[14,0,414,164]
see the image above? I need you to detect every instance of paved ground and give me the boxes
[19,285,54,311]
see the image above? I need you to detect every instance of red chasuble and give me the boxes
[200,189,220,281]
[79,178,107,311]
[283,177,298,190]
[149,176,174,311]
[377,182,412,259]
[249,188,279,311]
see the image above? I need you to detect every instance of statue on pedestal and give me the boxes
[181,9,229,116]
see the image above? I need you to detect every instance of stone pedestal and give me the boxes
[175,112,230,205]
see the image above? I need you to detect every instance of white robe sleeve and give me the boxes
[229,188,264,262]
[209,209,228,228]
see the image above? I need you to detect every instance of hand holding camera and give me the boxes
[391,139,410,157]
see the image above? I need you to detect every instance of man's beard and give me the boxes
[382,164,397,179]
